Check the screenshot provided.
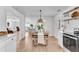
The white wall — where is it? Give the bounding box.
[25,16,55,36]
[6,7,25,39]
[0,7,6,31]
[0,7,25,39]
[53,14,60,38]
[53,13,64,39]
[64,19,79,33]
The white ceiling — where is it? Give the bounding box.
[13,6,70,16]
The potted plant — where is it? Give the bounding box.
[30,24,33,30]
[37,23,44,32]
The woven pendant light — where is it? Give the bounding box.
[38,10,44,23]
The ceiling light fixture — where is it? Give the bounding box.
[37,10,44,23]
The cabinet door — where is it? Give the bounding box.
[11,36,16,52]
[0,36,7,52]
[58,32,63,48]
[0,44,5,52]
[6,36,16,52]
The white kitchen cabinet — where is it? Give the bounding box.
[0,34,16,52]
[57,31,63,48]
[0,42,5,52]
[0,36,7,52]
[6,35,16,52]
[54,13,64,48]
[0,47,5,52]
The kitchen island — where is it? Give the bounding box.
[0,32,17,52]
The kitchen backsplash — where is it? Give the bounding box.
[0,27,6,31]
[64,19,79,33]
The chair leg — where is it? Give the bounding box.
[32,40,34,46]
[32,39,38,47]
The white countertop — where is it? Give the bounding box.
[0,33,16,47]
[7,33,16,38]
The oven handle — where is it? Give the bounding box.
[64,34,77,40]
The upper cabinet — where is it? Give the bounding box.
[63,7,79,21]
[71,10,79,18]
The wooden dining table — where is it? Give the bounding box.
[31,31,49,46]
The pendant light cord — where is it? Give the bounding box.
[40,10,42,19]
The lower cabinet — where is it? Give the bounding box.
[57,31,63,48]
[0,35,16,52]
[5,36,16,52]
[0,43,5,52]
[0,36,7,52]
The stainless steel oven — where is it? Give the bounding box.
[63,33,79,52]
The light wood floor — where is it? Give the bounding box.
[17,32,64,52]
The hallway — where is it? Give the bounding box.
[17,32,64,52]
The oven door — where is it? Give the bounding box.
[63,34,77,52]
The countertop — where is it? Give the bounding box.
[0,32,17,46]
[0,32,17,38]
[0,31,8,36]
